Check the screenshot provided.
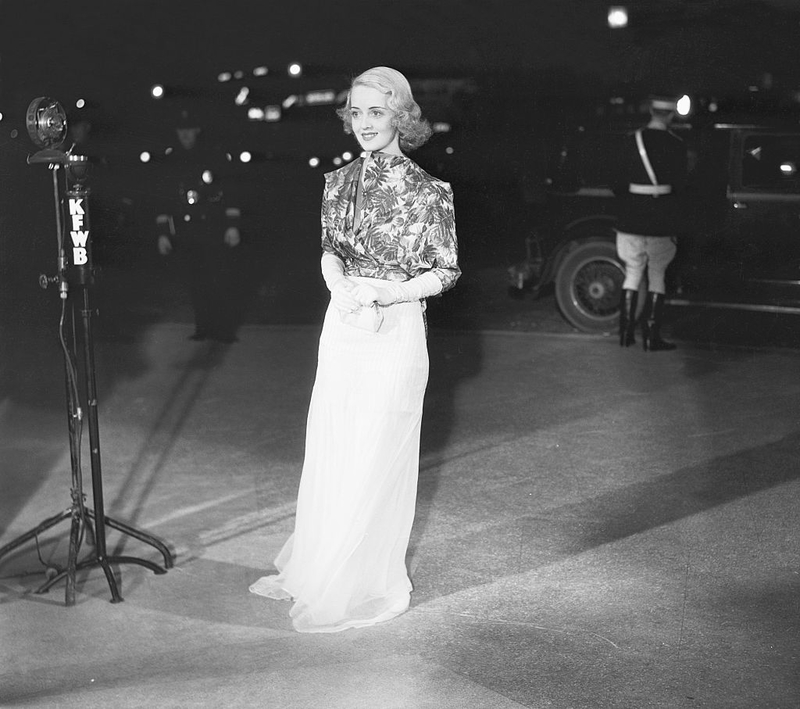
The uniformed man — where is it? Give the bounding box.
[614,96,689,352]
[155,110,242,342]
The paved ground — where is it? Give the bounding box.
[1,261,799,708]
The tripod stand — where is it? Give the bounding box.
[0,143,173,605]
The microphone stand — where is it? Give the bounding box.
[0,152,173,605]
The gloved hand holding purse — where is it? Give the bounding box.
[350,271,443,307]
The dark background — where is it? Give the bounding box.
[2,0,800,338]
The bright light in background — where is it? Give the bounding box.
[0,112,4,122]
[288,62,303,78]
[306,90,336,105]
[235,87,250,106]
[253,66,269,76]
[239,152,252,163]
[150,84,165,99]
[140,151,151,163]
[676,94,692,116]
[780,161,797,176]
[608,6,628,28]
[75,98,86,109]
[234,70,245,80]
[333,157,342,166]
[246,106,282,122]
[342,151,353,161]
[218,72,232,83]
[308,156,320,168]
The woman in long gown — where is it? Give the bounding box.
[249,66,460,633]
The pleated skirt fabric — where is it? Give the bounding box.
[249,277,430,633]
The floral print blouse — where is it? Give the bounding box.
[321,152,461,292]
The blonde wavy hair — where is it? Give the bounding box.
[336,66,432,152]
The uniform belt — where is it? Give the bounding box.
[629,183,672,196]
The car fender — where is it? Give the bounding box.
[543,215,618,286]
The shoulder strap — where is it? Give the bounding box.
[635,129,659,186]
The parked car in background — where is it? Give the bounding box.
[510,108,800,333]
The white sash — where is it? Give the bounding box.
[635,129,659,186]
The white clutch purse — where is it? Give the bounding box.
[340,303,384,332]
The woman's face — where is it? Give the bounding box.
[349,85,401,155]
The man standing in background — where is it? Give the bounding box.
[155,110,242,343]
[615,96,689,352]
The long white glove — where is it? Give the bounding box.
[321,253,360,314]
[320,252,346,290]
[352,271,443,307]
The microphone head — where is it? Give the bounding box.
[26,97,68,150]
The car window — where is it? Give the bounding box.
[741,134,800,192]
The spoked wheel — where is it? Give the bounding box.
[554,240,625,333]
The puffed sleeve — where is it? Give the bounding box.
[420,181,460,292]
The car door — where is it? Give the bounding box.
[725,129,800,301]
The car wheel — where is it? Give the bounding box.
[554,240,625,333]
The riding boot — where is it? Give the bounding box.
[619,289,638,347]
[642,292,676,352]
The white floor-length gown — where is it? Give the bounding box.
[249,280,429,632]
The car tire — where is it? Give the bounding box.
[554,240,625,333]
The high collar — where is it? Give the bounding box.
[361,150,409,164]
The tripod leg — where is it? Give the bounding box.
[107,555,168,575]
[65,500,82,606]
[36,555,123,602]
[0,510,72,561]
[103,515,174,569]
[96,558,124,603]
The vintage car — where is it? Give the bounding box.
[511,111,800,333]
